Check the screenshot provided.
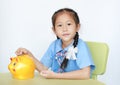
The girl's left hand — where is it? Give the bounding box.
[40,70,57,78]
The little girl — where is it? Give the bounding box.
[15,8,95,79]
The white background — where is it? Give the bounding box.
[0,0,120,85]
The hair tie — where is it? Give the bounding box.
[66,46,78,60]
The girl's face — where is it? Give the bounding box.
[53,13,80,44]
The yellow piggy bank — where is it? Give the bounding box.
[8,55,36,79]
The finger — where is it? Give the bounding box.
[15,48,22,55]
[40,71,48,77]
[15,48,27,55]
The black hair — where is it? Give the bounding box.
[52,8,80,28]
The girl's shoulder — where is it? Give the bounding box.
[48,39,61,49]
[77,38,87,47]
[78,38,85,44]
[48,39,62,54]
[50,39,61,46]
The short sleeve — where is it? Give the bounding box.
[40,42,55,68]
[76,40,95,71]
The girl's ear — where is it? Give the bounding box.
[52,27,56,34]
[77,24,80,31]
[10,57,13,61]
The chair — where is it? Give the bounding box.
[86,41,109,80]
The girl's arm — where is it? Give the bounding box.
[29,54,48,72]
[40,66,90,79]
[15,48,48,72]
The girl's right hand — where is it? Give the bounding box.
[15,48,33,57]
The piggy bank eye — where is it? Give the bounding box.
[13,62,16,66]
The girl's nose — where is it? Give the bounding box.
[62,25,68,31]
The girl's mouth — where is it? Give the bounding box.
[62,33,70,37]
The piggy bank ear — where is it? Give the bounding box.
[16,57,19,62]
[10,57,13,61]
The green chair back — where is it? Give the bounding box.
[86,41,109,79]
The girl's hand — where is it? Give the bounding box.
[40,70,57,79]
[15,48,33,57]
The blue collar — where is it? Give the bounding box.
[55,39,74,53]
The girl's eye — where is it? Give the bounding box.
[57,24,62,27]
[67,23,71,26]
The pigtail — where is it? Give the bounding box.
[60,58,68,69]
[57,36,59,39]
[73,32,79,48]
[60,32,79,70]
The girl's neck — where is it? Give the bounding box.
[62,40,73,49]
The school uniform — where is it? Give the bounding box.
[40,39,95,76]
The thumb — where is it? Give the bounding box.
[40,71,48,76]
